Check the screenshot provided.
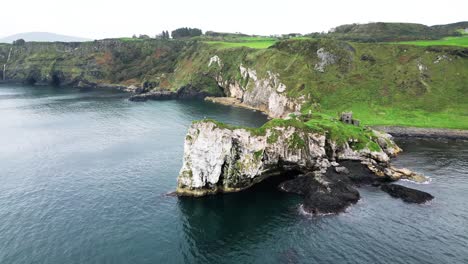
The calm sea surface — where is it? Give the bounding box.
[0,85,467,263]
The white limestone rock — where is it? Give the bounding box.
[314,48,337,72]
[176,121,413,196]
[208,55,222,67]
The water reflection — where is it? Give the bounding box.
[177,176,302,263]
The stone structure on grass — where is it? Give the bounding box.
[340,112,360,126]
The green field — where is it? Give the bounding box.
[322,106,468,130]
[204,40,276,49]
[204,37,277,49]
[395,36,468,47]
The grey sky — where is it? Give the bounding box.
[3,0,467,39]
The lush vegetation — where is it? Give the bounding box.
[171,27,203,39]
[202,36,278,49]
[197,114,383,152]
[1,24,467,130]
[394,36,468,48]
[193,38,468,129]
[304,114,382,151]
[204,40,276,49]
[325,22,468,42]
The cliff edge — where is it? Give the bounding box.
[176,117,432,214]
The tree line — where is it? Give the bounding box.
[131,27,203,40]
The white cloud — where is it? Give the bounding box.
[2,0,467,39]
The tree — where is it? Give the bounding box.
[156,31,170,39]
[171,27,202,39]
[13,39,26,45]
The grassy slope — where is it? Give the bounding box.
[1,37,467,130]
[204,36,277,49]
[394,36,468,48]
[183,39,468,129]
[204,40,276,49]
[198,113,383,152]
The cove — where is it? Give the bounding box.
[0,85,467,264]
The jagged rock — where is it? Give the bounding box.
[384,166,428,183]
[175,119,432,215]
[279,161,433,214]
[381,184,434,203]
[314,48,337,72]
[334,166,350,174]
[176,120,417,197]
[303,178,359,215]
[279,171,360,215]
[74,79,96,89]
[208,55,222,67]
[129,91,177,101]
[177,121,329,196]
[216,65,302,118]
[278,174,313,195]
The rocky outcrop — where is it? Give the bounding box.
[214,65,304,118]
[372,126,468,140]
[176,120,426,202]
[381,184,434,203]
[128,84,219,102]
[177,120,330,196]
[279,171,360,215]
[129,91,177,101]
[314,48,337,72]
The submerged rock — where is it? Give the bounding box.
[279,171,360,215]
[129,91,177,101]
[381,184,434,203]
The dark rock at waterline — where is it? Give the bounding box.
[74,79,97,89]
[128,85,218,102]
[303,185,360,215]
[278,174,311,195]
[340,161,392,186]
[381,184,434,203]
[278,162,426,215]
[176,85,215,99]
[334,166,349,174]
[129,91,177,101]
[279,171,360,215]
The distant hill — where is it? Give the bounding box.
[0,32,92,43]
[323,22,468,42]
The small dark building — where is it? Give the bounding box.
[352,119,360,126]
[340,112,360,126]
[340,112,353,124]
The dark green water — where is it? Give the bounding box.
[0,85,467,264]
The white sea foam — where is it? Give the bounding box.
[400,176,432,185]
[297,204,336,217]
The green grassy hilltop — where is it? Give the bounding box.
[395,36,468,47]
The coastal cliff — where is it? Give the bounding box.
[176,117,431,213]
[1,38,467,128]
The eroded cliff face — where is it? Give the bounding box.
[176,119,422,197]
[213,62,305,118]
[0,40,187,89]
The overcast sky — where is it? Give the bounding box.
[2,0,467,39]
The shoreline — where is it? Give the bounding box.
[204,97,468,140]
[372,126,468,140]
[2,85,466,140]
[204,96,267,115]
